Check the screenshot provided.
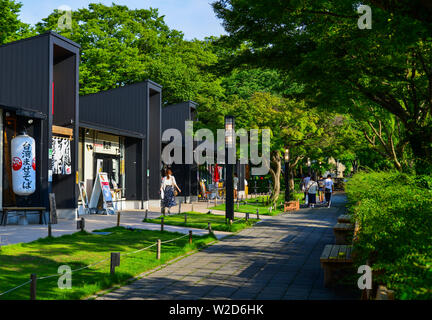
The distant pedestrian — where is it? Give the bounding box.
[318,175,325,203]
[233,173,239,200]
[302,174,311,204]
[324,174,334,208]
[160,169,181,214]
[306,178,318,208]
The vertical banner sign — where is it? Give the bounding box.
[11,134,36,196]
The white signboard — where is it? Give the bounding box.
[89,172,116,215]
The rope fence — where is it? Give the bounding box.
[0,232,193,299]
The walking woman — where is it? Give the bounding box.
[160,169,181,214]
[324,174,334,208]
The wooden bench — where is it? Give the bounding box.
[333,222,355,245]
[320,244,353,287]
[337,214,351,223]
[1,207,46,226]
[284,200,300,212]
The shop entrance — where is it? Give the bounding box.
[94,153,121,191]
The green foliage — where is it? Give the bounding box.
[212,0,432,172]
[35,3,224,126]
[0,0,33,44]
[346,172,432,299]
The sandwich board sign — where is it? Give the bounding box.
[89,172,116,215]
[78,181,90,217]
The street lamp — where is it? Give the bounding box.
[284,148,290,202]
[225,116,235,221]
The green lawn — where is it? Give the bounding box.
[146,211,260,232]
[212,193,304,216]
[0,227,216,300]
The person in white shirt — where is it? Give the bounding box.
[306,179,318,208]
[302,174,311,203]
[324,174,334,208]
[160,169,181,214]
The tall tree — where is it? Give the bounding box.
[220,92,338,205]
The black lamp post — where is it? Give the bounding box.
[284,148,290,202]
[225,116,235,221]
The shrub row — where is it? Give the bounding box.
[346,172,432,299]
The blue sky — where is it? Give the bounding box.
[17,0,227,40]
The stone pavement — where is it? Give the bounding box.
[98,193,359,300]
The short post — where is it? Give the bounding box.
[208,222,212,234]
[237,202,240,210]
[189,230,193,244]
[117,211,121,227]
[191,204,194,212]
[256,209,260,219]
[77,217,85,232]
[110,252,121,276]
[184,214,187,224]
[156,239,161,260]
[178,201,182,214]
[48,223,52,238]
[30,274,37,300]
[269,206,272,214]
[161,217,164,232]
[246,212,249,221]
[144,209,148,221]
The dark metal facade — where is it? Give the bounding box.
[0,31,80,210]
[80,80,162,201]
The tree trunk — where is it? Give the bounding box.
[269,151,281,206]
[407,130,432,174]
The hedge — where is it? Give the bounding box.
[346,172,432,299]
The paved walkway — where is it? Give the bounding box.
[0,210,230,246]
[98,193,358,300]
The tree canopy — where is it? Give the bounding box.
[0,0,32,44]
[212,0,432,173]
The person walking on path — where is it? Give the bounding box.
[324,174,334,208]
[160,168,181,215]
[318,175,325,203]
[233,173,239,200]
[301,174,311,204]
[306,178,318,208]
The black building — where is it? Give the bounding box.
[0,31,80,219]
[79,81,162,210]
[162,101,199,202]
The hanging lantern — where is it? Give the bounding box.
[11,133,36,196]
